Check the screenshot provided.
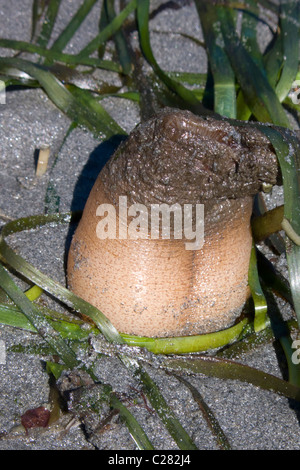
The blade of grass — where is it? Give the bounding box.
[0,39,121,72]
[161,354,300,402]
[174,374,231,450]
[218,6,290,126]
[256,248,293,306]
[121,318,249,355]
[251,205,285,244]
[36,0,61,48]
[103,0,133,75]
[137,0,205,112]
[110,393,155,450]
[98,0,110,59]
[236,0,264,120]
[0,241,124,344]
[256,126,300,328]
[0,263,78,368]
[195,1,236,118]
[275,1,300,102]
[266,287,300,387]
[50,0,98,53]
[240,0,265,69]
[166,71,207,87]
[248,243,269,332]
[263,31,284,90]
[66,82,126,137]
[0,57,126,139]
[76,0,137,59]
[0,301,99,340]
[31,0,42,43]
[253,193,286,254]
[122,356,199,450]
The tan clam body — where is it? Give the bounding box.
[67,108,278,338]
[68,179,253,337]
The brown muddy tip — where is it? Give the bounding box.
[67,108,278,338]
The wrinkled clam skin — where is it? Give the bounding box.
[68,108,278,337]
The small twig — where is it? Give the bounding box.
[0,211,14,222]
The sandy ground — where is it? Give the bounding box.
[0,0,300,450]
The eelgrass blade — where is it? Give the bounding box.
[174,374,231,450]
[110,393,155,450]
[256,248,293,306]
[248,243,269,332]
[218,6,290,127]
[0,241,124,344]
[194,1,236,118]
[35,0,61,48]
[275,1,300,103]
[0,39,121,72]
[266,288,300,387]
[66,83,126,137]
[103,0,133,75]
[121,318,249,355]
[256,126,300,328]
[263,31,283,90]
[253,193,286,255]
[263,1,299,102]
[251,205,285,244]
[122,357,199,450]
[0,301,99,340]
[162,354,300,402]
[98,0,110,59]
[137,0,204,112]
[0,263,78,368]
[240,0,265,70]
[50,0,98,53]
[77,0,137,59]
[31,0,42,43]
[236,0,264,120]
[0,57,126,139]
